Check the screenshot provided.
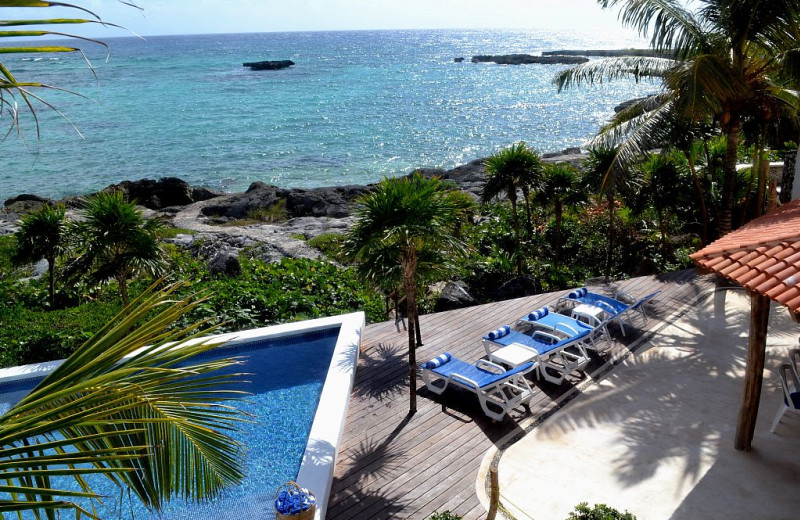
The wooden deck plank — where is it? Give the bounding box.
[327,270,716,519]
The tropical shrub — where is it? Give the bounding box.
[427,511,462,520]
[567,502,637,520]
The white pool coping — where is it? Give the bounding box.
[0,312,365,520]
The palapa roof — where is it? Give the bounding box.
[690,199,800,314]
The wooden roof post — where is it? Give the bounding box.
[734,292,770,451]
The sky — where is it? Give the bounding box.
[5,0,642,38]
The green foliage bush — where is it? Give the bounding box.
[567,502,637,520]
[427,511,462,520]
[179,256,384,332]
[0,301,121,366]
[307,232,346,261]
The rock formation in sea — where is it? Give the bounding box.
[242,60,295,70]
[471,54,589,65]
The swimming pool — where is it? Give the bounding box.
[0,312,364,520]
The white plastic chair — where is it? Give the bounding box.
[770,362,800,433]
[790,348,800,383]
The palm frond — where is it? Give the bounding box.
[555,56,674,91]
[599,0,706,55]
[0,283,247,518]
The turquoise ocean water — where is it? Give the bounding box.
[0,29,654,202]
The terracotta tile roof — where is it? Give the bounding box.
[690,199,800,313]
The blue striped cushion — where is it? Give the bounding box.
[567,287,588,299]
[486,325,511,340]
[423,352,452,369]
[527,306,549,321]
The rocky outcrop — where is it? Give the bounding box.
[208,252,242,277]
[434,281,477,312]
[471,54,589,65]
[489,276,541,301]
[103,177,223,210]
[414,158,487,199]
[542,49,674,58]
[454,57,465,63]
[243,60,294,70]
[200,182,370,221]
[2,194,54,214]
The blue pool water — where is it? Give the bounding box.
[0,326,341,520]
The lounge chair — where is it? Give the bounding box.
[770,362,800,433]
[557,287,661,336]
[517,305,610,352]
[420,352,535,421]
[482,322,590,385]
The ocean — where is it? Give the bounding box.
[0,29,654,202]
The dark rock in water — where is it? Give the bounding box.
[489,276,541,301]
[3,194,54,214]
[435,281,477,312]
[201,184,370,220]
[243,60,294,70]
[471,54,589,65]
[542,49,674,59]
[192,186,224,202]
[208,252,242,277]
[286,185,371,218]
[413,158,487,199]
[454,57,465,62]
[202,184,288,220]
[106,177,194,209]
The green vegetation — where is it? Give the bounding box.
[482,142,543,274]
[12,204,69,306]
[66,192,166,307]
[0,244,383,368]
[556,0,800,236]
[307,232,347,261]
[427,511,462,520]
[567,502,637,520]
[343,173,473,413]
[0,285,247,518]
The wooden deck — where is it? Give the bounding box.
[327,270,716,520]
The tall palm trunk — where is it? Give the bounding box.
[754,131,769,218]
[554,199,563,270]
[508,190,523,275]
[718,116,741,236]
[605,192,615,281]
[684,150,708,246]
[403,251,418,414]
[521,185,533,238]
[117,274,130,309]
[47,255,55,307]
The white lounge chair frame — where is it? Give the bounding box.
[770,362,800,433]
[483,328,590,385]
[421,358,534,421]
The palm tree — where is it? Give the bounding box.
[534,163,585,269]
[0,2,133,137]
[67,192,166,308]
[583,146,637,280]
[343,173,470,413]
[556,0,800,235]
[638,153,684,248]
[482,142,543,274]
[0,284,246,518]
[12,204,69,306]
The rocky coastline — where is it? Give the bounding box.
[0,148,588,276]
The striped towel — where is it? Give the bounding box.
[487,325,511,340]
[527,306,549,321]
[423,352,452,369]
